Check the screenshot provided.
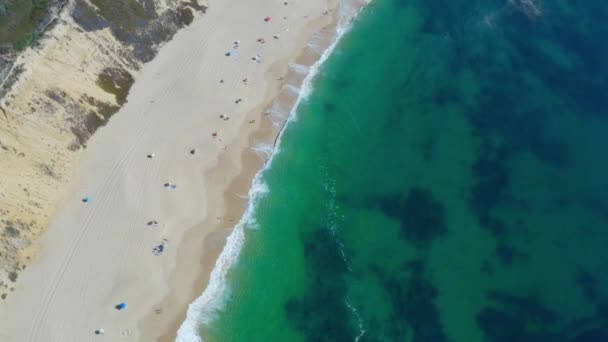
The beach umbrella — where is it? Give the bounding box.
[82,196,90,203]
[225,51,232,56]
[115,302,126,310]
[264,17,271,22]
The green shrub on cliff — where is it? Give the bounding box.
[89,0,151,34]
[96,67,134,106]
[0,0,51,50]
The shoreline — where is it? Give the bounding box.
[0,0,340,340]
[175,0,369,340]
[140,4,344,340]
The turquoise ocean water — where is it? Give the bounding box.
[183,0,608,340]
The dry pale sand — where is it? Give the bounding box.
[0,0,337,340]
[0,0,200,288]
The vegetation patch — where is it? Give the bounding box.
[0,0,53,51]
[95,101,120,119]
[177,8,194,26]
[38,163,59,179]
[185,0,207,12]
[376,187,448,248]
[3,225,20,237]
[70,0,105,31]
[96,67,134,106]
[89,0,151,34]
[70,94,121,148]
[70,112,100,148]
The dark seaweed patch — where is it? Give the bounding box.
[377,187,447,247]
[576,269,599,302]
[480,259,494,276]
[494,240,527,265]
[502,4,608,119]
[416,0,470,38]
[485,218,508,237]
[510,109,569,167]
[431,85,463,108]
[330,77,351,92]
[567,310,608,342]
[465,50,570,167]
[472,95,569,166]
[479,291,608,341]
[494,241,515,265]
[284,228,356,341]
[572,329,608,342]
[477,291,559,341]
[370,260,447,341]
[398,260,447,342]
[582,195,608,221]
[470,143,510,234]
[421,135,436,162]
[323,102,336,113]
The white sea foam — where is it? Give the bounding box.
[346,299,367,341]
[288,62,310,75]
[175,1,371,341]
[307,39,328,56]
[283,83,302,96]
[252,142,274,159]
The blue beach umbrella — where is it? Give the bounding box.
[115,302,126,310]
[82,196,90,203]
[225,51,232,56]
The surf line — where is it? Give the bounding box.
[175,1,373,341]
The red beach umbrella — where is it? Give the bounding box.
[264,17,271,22]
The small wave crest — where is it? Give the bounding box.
[252,142,275,159]
[288,62,311,76]
[175,176,268,342]
[175,1,371,341]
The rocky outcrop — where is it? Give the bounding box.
[0,0,206,298]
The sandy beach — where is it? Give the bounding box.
[0,0,339,340]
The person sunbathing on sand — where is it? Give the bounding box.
[152,239,168,255]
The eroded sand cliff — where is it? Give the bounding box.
[0,0,206,298]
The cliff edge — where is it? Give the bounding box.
[0,0,206,299]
